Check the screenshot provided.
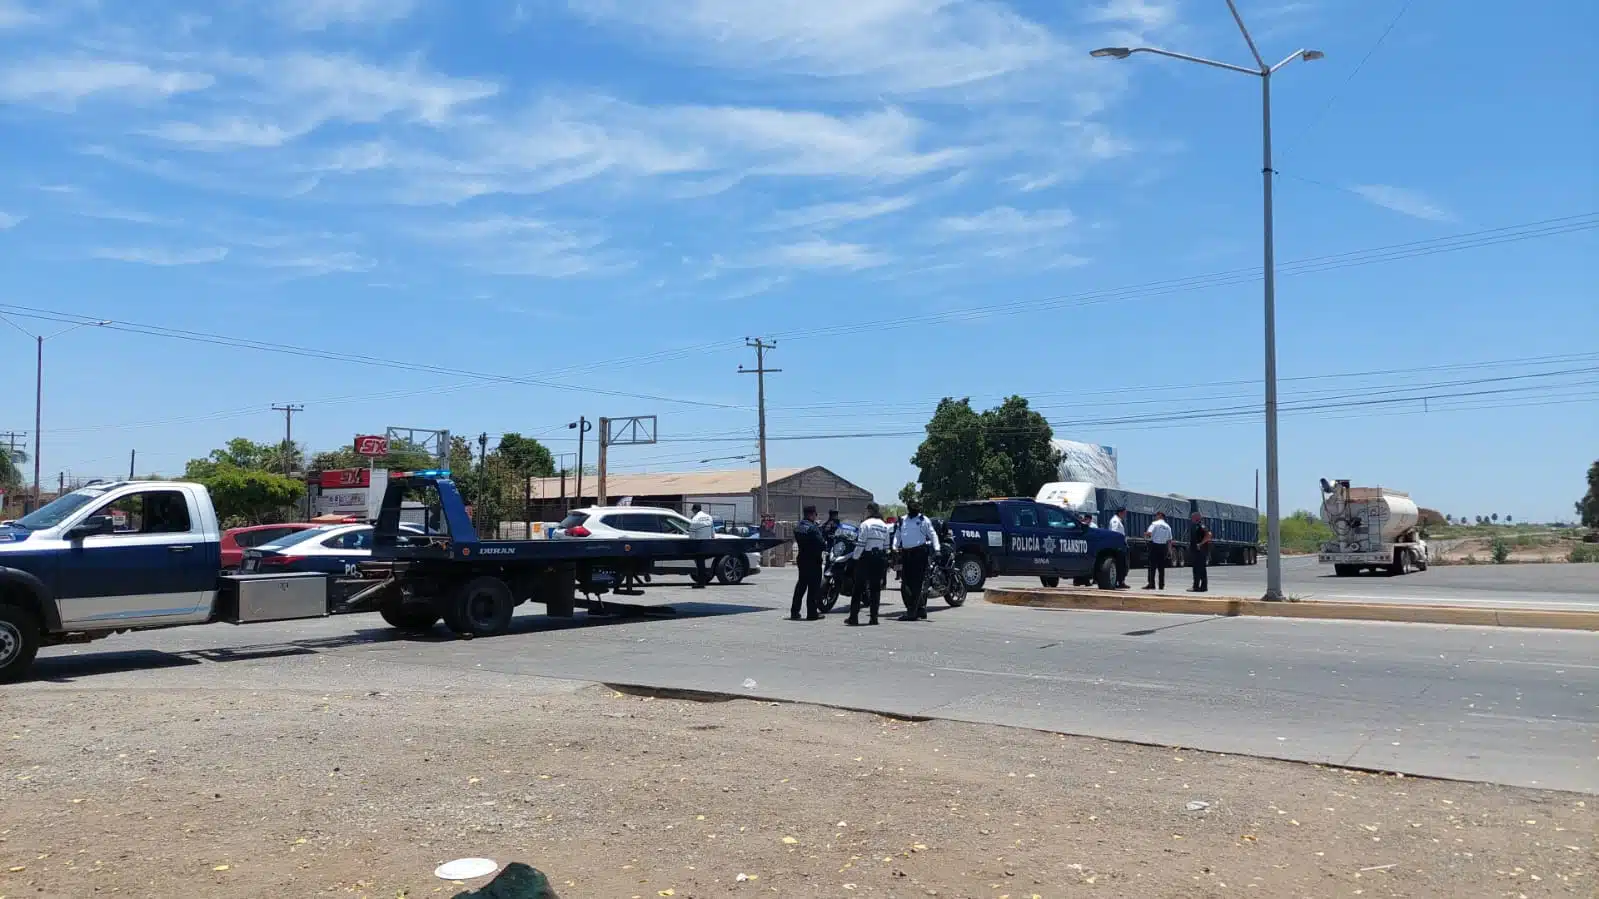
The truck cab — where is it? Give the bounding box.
[0,481,224,678]
[945,498,1127,590]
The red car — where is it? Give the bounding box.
[221,523,324,570]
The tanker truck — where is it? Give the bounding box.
[1316,479,1429,576]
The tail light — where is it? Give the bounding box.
[566,525,592,538]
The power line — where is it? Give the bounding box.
[1283,0,1418,160]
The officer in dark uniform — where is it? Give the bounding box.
[821,509,842,540]
[1188,510,1212,593]
[791,505,827,620]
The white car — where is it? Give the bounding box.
[550,506,761,584]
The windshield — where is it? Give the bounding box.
[259,527,333,551]
[13,488,109,530]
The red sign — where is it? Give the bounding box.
[319,468,372,488]
[353,435,389,456]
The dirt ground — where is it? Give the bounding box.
[1,684,1592,898]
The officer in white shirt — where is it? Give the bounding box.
[849,503,891,626]
[689,504,716,589]
[1144,511,1173,590]
[892,500,940,621]
[1108,508,1130,589]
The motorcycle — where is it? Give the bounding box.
[818,523,859,614]
[923,539,968,607]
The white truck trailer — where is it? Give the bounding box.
[1317,478,1429,576]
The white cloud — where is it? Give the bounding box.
[91,246,229,265]
[0,211,23,229]
[0,1,43,29]
[147,53,498,149]
[417,215,612,278]
[145,118,300,149]
[570,0,1062,95]
[766,195,916,230]
[1004,172,1062,192]
[0,59,213,107]
[1086,0,1177,31]
[939,205,1074,234]
[758,238,890,270]
[1351,184,1453,222]
[259,251,376,275]
[277,0,418,30]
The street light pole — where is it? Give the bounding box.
[1090,5,1321,602]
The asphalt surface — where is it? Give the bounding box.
[26,567,1599,794]
[996,552,1599,610]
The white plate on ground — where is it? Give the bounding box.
[434,858,499,880]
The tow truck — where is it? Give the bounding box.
[0,470,781,682]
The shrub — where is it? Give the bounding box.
[1490,537,1511,564]
[1570,544,1599,564]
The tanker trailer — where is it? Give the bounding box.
[1317,478,1430,576]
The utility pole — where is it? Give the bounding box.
[568,417,591,506]
[129,449,136,480]
[477,432,489,532]
[597,417,610,506]
[271,404,304,476]
[739,338,780,520]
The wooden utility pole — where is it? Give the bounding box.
[739,338,780,520]
[128,449,136,480]
[271,404,304,475]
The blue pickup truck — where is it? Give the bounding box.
[945,498,1128,590]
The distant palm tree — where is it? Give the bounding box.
[0,448,25,492]
[1492,513,1500,523]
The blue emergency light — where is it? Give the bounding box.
[393,469,451,478]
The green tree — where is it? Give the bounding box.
[898,481,922,507]
[308,439,435,473]
[979,395,1059,498]
[494,433,556,479]
[1578,460,1599,528]
[186,437,302,479]
[909,398,988,515]
[0,447,25,493]
[188,465,306,526]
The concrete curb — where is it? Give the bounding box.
[984,587,1599,631]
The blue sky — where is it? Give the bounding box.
[0,0,1594,521]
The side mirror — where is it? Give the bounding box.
[68,515,115,540]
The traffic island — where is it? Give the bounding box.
[983,586,1599,631]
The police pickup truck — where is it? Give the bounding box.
[946,498,1127,590]
[0,473,779,683]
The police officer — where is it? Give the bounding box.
[791,505,827,620]
[848,502,891,626]
[1187,510,1212,593]
[1108,507,1130,589]
[688,503,716,589]
[822,509,842,540]
[893,500,940,621]
[1144,511,1173,590]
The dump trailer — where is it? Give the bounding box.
[1035,482,1258,568]
[1316,478,1429,576]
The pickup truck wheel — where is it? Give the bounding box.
[715,554,748,585]
[0,604,41,684]
[1039,576,1060,588]
[447,576,515,638]
[957,555,987,591]
[1072,577,1092,587]
[379,600,441,633]
[1094,555,1117,590]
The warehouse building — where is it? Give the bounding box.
[525,466,874,526]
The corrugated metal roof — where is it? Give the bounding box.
[526,467,807,499]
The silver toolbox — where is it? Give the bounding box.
[219,573,329,624]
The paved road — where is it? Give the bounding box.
[27,568,1599,794]
[992,553,1599,610]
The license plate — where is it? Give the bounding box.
[243,559,258,571]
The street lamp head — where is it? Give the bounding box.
[1301,49,1325,61]
[1090,47,1132,59]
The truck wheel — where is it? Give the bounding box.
[957,555,987,591]
[1389,550,1410,577]
[1072,577,1091,587]
[379,600,441,633]
[1334,564,1357,577]
[1039,576,1060,588]
[1094,555,1117,590]
[715,554,748,585]
[446,577,515,638]
[0,604,41,684]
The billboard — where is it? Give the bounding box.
[353,435,389,456]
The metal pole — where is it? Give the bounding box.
[740,339,780,520]
[1261,72,1285,602]
[597,417,609,506]
[129,449,135,480]
[575,417,586,506]
[32,336,42,502]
